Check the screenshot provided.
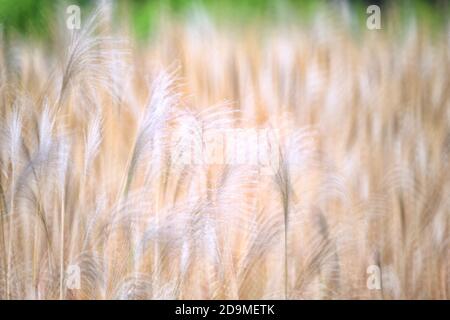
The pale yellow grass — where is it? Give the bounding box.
[0,6,448,299]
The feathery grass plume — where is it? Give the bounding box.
[83,111,103,177]
[56,4,127,110]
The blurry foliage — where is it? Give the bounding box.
[0,0,448,40]
[0,0,91,38]
[0,0,51,37]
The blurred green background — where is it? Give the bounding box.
[0,0,448,40]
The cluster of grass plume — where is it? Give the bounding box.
[0,1,448,299]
